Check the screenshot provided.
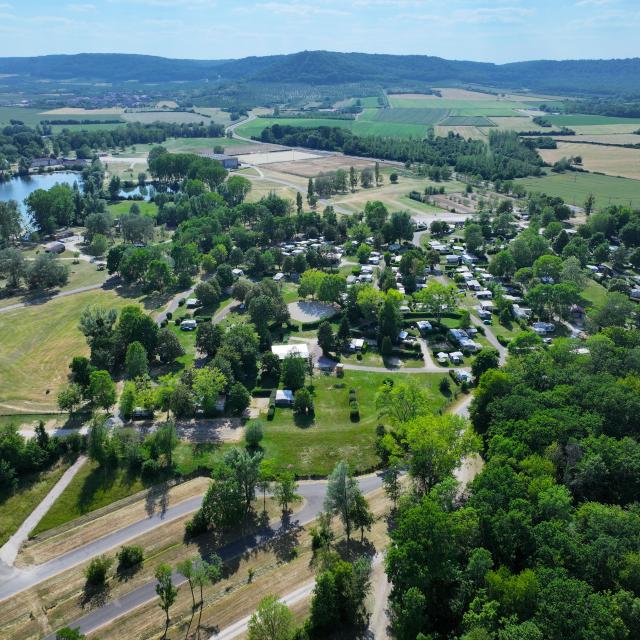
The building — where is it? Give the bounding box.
[44,241,65,254]
[199,152,240,169]
[271,344,310,361]
[180,319,197,331]
[186,298,199,309]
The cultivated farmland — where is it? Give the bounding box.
[516,171,640,208]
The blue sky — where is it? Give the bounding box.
[0,0,637,62]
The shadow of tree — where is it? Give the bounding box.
[79,581,111,610]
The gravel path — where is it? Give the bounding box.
[0,456,88,567]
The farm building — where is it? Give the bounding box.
[199,152,240,169]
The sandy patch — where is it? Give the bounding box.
[288,300,337,323]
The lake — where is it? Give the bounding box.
[0,172,82,218]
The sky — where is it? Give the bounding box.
[0,0,638,63]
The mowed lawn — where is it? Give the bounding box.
[262,370,450,477]
[0,460,73,545]
[515,172,640,208]
[0,289,134,414]
[32,460,146,535]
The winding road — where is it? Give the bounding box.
[0,395,481,639]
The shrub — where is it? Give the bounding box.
[166,311,173,320]
[117,545,144,571]
[267,405,276,420]
[245,420,264,447]
[174,318,181,326]
[141,458,160,479]
[85,555,113,586]
[439,377,451,394]
[178,298,186,307]
[350,400,360,422]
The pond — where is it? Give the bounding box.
[0,172,82,219]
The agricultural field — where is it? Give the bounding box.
[440,115,494,126]
[433,125,488,141]
[388,94,525,116]
[192,106,235,125]
[515,171,640,208]
[0,289,141,414]
[554,133,640,145]
[547,114,640,127]
[121,110,214,125]
[236,116,355,139]
[571,123,640,135]
[538,142,640,180]
[49,122,124,134]
[372,107,450,125]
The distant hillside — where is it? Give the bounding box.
[1,51,640,95]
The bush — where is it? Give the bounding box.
[245,420,264,447]
[85,555,113,586]
[141,458,160,479]
[267,405,276,421]
[174,318,181,326]
[252,388,275,397]
[178,298,186,307]
[166,311,172,320]
[228,382,251,415]
[439,377,451,394]
[350,400,360,422]
[117,545,144,571]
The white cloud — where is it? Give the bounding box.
[256,2,350,17]
[575,0,615,6]
[67,3,97,11]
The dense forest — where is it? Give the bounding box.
[387,331,640,640]
[2,51,640,95]
[259,125,543,180]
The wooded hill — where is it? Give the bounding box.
[2,51,640,95]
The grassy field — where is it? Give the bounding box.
[32,461,146,535]
[441,115,494,126]
[0,289,139,414]
[548,114,640,127]
[0,259,108,310]
[107,200,158,218]
[538,142,640,180]
[262,369,449,477]
[580,279,608,308]
[0,107,48,126]
[515,171,640,208]
[373,107,450,125]
[0,461,73,545]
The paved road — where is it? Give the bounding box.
[7,475,381,638]
[0,283,104,314]
[0,456,88,567]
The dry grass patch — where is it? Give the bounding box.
[539,142,640,180]
[19,477,211,565]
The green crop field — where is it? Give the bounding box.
[238,115,428,139]
[441,115,495,126]
[388,96,523,115]
[373,107,450,125]
[548,114,640,127]
[50,122,125,134]
[356,96,384,108]
[121,111,213,125]
[516,171,640,208]
[0,107,48,126]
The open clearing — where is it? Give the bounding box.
[267,155,381,178]
[41,107,125,116]
[538,142,640,180]
[237,150,321,165]
[264,370,449,476]
[0,289,139,414]
[516,171,640,208]
[287,301,336,323]
[121,110,213,125]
